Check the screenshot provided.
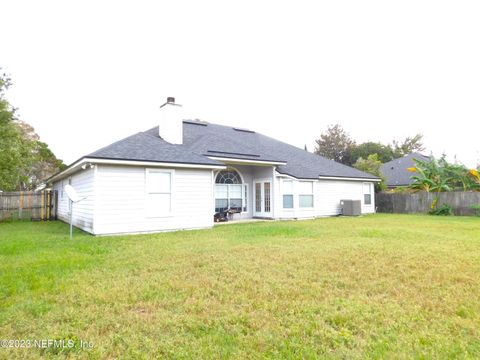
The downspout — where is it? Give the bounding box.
[92,164,98,235]
[271,166,276,219]
[211,170,215,225]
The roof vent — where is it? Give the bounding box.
[167,97,175,104]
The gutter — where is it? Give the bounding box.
[47,157,227,183]
[275,170,380,182]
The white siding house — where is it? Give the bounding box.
[49,97,380,235]
[52,162,377,236]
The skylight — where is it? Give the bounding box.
[232,127,255,133]
[207,150,260,158]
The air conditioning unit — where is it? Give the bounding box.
[340,200,361,216]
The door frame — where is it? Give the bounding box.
[253,178,272,217]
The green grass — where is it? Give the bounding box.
[1,214,480,359]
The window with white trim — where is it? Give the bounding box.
[282,180,294,209]
[215,169,247,212]
[363,182,372,205]
[299,181,314,208]
[146,169,173,217]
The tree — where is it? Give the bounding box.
[314,124,355,165]
[0,69,65,191]
[15,120,66,189]
[353,154,386,192]
[0,70,26,191]
[349,142,394,165]
[392,134,425,158]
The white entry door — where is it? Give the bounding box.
[254,181,271,217]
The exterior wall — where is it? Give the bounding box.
[93,165,214,235]
[274,176,376,219]
[214,165,275,220]
[215,166,375,220]
[52,162,376,236]
[314,179,375,216]
[52,167,95,233]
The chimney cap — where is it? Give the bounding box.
[160,96,181,108]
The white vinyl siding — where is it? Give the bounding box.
[94,165,213,235]
[53,168,95,233]
[314,180,376,216]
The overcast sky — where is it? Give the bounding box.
[1,1,479,167]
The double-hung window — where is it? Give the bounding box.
[282,180,294,209]
[363,182,372,205]
[146,169,173,217]
[299,181,314,208]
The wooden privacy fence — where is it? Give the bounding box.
[377,191,480,216]
[0,190,57,221]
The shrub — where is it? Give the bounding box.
[429,203,453,216]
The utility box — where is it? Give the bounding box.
[340,200,361,216]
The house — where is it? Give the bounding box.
[49,98,380,235]
[380,152,430,188]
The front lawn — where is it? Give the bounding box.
[1,215,480,359]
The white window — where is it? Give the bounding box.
[299,181,314,208]
[363,182,372,205]
[214,169,247,212]
[282,180,294,209]
[146,169,173,217]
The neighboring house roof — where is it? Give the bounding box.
[380,152,430,187]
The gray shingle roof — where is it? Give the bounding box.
[87,121,379,180]
[380,152,430,187]
[179,121,378,180]
[87,131,222,166]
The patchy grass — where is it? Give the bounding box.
[1,214,480,359]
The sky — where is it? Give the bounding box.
[1,1,479,167]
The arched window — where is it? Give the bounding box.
[216,170,242,184]
[214,169,247,213]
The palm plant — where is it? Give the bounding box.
[408,157,453,210]
[409,157,480,211]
